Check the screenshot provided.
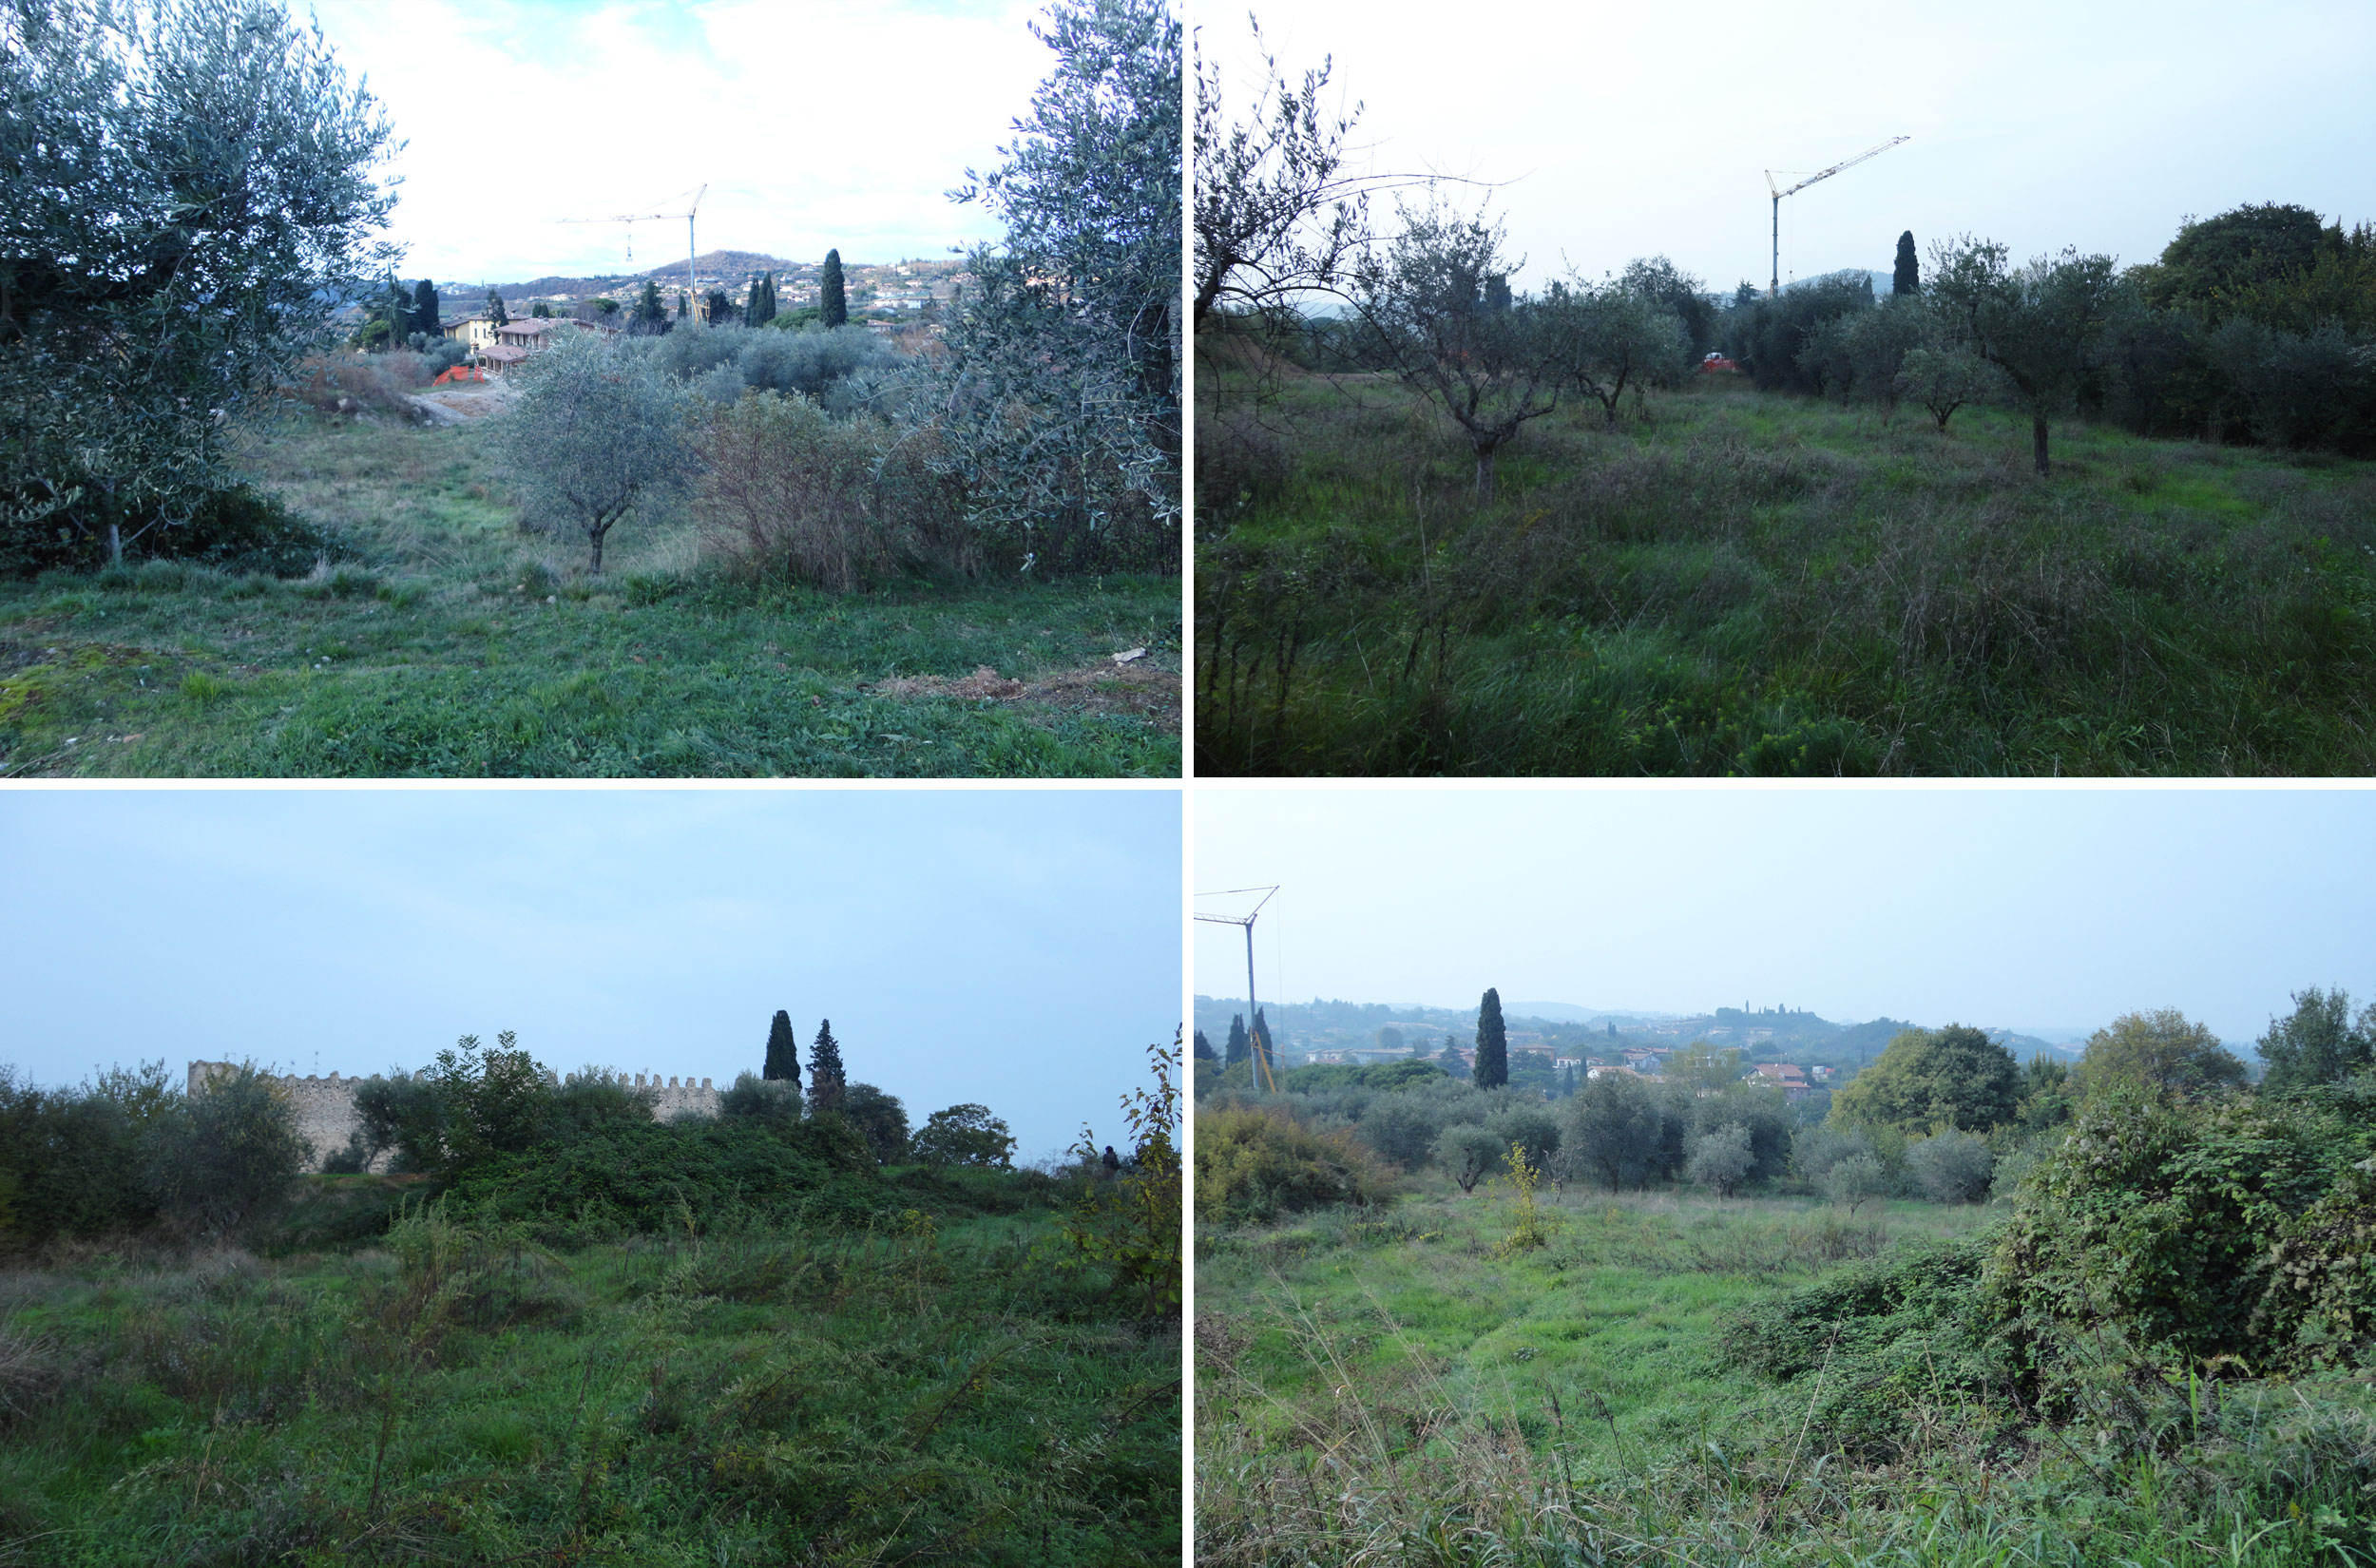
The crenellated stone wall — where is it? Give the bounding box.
[188,1061,724,1173]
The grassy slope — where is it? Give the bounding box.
[0,415,1180,777]
[1197,1180,2373,1565]
[0,1195,1178,1565]
[1197,371,2376,775]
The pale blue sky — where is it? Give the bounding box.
[1195,788,2376,1052]
[1205,1,2376,296]
[1,789,1181,1158]
[303,0,1055,282]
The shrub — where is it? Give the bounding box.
[1904,1128,1994,1202]
[141,1063,311,1240]
[1196,1106,1389,1224]
[693,393,916,590]
[1353,1095,1446,1170]
[0,480,328,579]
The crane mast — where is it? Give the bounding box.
[1765,137,1907,296]
[1195,886,1281,1093]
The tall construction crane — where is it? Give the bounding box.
[1766,137,1907,296]
[559,184,708,314]
[1196,885,1281,1093]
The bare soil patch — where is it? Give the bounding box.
[870,660,1180,733]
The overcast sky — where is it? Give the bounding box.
[1194,788,2376,1050]
[1199,1,2376,296]
[1,789,1180,1160]
[304,0,1054,284]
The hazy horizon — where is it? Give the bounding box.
[1195,789,2376,1056]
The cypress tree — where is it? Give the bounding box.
[1893,231,1921,296]
[486,291,508,327]
[820,249,847,328]
[1225,1015,1249,1067]
[762,1009,801,1084]
[704,288,734,326]
[1192,1029,1217,1061]
[745,273,763,324]
[412,278,440,337]
[1252,1008,1274,1080]
[808,1019,846,1114]
[1474,988,1508,1088]
[531,301,551,318]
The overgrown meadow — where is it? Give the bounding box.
[1196,1176,2376,1567]
[0,409,1179,778]
[0,1185,1178,1566]
[1196,363,2376,776]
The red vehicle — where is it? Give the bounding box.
[1698,351,1737,373]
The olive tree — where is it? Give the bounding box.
[141,1063,310,1238]
[1354,201,1559,499]
[1686,1122,1754,1198]
[499,332,697,574]
[1,0,399,565]
[1894,343,2002,431]
[1927,238,2119,474]
[1543,278,1686,428]
[926,0,1179,571]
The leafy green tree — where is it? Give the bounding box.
[840,1082,909,1163]
[807,1019,847,1115]
[1563,1069,1666,1191]
[819,249,847,329]
[1434,1121,1504,1194]
[1438,1034,1466,1080]
[762,1009,801,1085]
[1892,230,1920,296]
[1357,1096,1446,1169]
[1473,987,1508,1089]
[497,328,697,573]
[487,290,508,327]
[1485,1104,1560,1171]
[1666,1040,1744,1097]
[2143,202,2327,316]
[419,1031,551,1177]
[140,1062,309,1238]
[2257,986,2376,1093]
[0,0,401,564]
[1059,1033,1181,1316]
[1927,237,2119,474]
[913,1102,1015,1168]
[2076,1008,2247,1097]
[412,278,440,337]
[1830,1023,2021,1135]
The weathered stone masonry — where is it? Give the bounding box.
[187,1062,724,1174]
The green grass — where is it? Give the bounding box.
[0,1185,1178,1564]
[1196,371,2376,774]
[1196,1178,2376,1565]
[0,414,1180,776]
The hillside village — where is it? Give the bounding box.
[360,252,968,377]
[1192,993,2074,1101]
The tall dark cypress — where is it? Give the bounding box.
[486,290,508,327]
[1474,988,1508,1088]
[1893,231,1921,296]
[763,1009,801,1084]
[820,249,847,328]
[412,278,440,337]
[1192,1029,1217,1061]
[1225,1015,1249,1067]
[1252,1008,1274,1080]
[808,1019,846,1114]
